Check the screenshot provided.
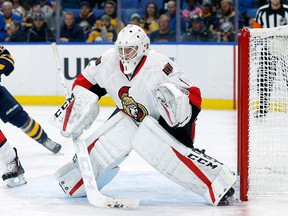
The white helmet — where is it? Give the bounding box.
[115,24,150,74]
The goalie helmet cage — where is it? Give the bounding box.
[238,26,288,201]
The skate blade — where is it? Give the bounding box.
[218,196,240,206]
[51,144,62,154]
[4,174,27,188]
[43,143,62,154]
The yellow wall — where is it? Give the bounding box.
[15,96,236,110]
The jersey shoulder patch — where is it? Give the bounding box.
[162,62,173,75]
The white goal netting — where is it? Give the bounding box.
[248,25,288,196]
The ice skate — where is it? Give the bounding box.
[2,148,27,188]
[42,138,62,154]
[218,187,239,206]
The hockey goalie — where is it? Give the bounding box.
[52,24,238,206]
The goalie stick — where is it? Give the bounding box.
[51,42,140,208]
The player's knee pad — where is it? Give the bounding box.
[131,116,236,206]
[0,86,27,126]
[55,111,138,197]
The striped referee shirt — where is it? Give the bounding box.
[255,3,288,28]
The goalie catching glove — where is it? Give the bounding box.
[50,85,99,138]
[156,83,192,128]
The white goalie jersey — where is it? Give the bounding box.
[74,48,201,124]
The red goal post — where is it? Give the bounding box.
[238,28,250,201]
[238,26,288,201]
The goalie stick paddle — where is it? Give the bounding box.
[50,42,140,209]
[73,137,140,208]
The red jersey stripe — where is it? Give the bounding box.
[72,73,93,90]
[188,86,202,109]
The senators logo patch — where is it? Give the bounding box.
[118,86,148,122]
[162,63,173,75]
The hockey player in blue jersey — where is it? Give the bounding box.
[0,45,61,187]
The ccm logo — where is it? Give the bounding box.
[187,153,223,169]
[54,93,75,118]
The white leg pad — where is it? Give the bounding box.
[55,112,138,197]
[131,116,236,206]
[85,112,137,177]
[55,158,120,197]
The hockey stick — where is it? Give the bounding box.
[51,42,70,99]
[51,42,140,208]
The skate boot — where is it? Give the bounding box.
[218,187,239,206]
[2,148,27,188]
[42,138,62,154]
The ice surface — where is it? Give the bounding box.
[0,106,287,216]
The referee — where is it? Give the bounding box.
[252,0,288,118]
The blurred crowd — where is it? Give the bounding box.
[0,0,272,43]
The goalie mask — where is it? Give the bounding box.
[115,24,150,74]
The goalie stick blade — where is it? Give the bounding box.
[90,195,140,209]
[73,137,140,209]
[104,197,140,209]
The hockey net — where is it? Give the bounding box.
[238,26,288,201]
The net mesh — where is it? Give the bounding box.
[248,25,288,195]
